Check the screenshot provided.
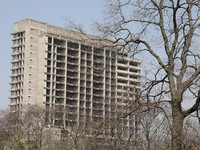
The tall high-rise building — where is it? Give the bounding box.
[10,19,140,137]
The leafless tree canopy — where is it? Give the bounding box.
[93,0,200,149]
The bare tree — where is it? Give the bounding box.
[91,0,200,149]
[0,109,12,150]
[0,106,62,150]
[182,116,200,150]
[0,109,23,150]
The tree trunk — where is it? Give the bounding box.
[171,105,184,150]
[146,130,151,150]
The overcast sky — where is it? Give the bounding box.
[0,0,104,109]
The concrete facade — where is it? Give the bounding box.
[10,19,141,137]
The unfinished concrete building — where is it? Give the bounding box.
[10,19,141,138]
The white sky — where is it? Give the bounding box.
[0,0,104,109]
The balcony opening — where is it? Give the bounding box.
[67,85,78,92]
[68,41,79,49]
[94,47,104,55]
[67,71,78,77]
[57,55,65,61]
[68,49,79,56]
[55,98,64,104]
[67,57,79,64]
[66,99,78,105]
[56,76,64,82]
[118,59,128,64]
[56,62,65,68]
[54,38,66,46]
[67,78,78,84]
[94,55,104,62]
[56,84,64,89]
[130,61,138,66]
[57,47,65,54]
[57,70,65,75]
[118,72,128,77]
[68,64,78,71]
[81,44,92,52]
[129,75,137,79]
[48,37,52,44]
[118,79,128,84]
[130,68,138,73]
[66,92,78,99]
[118,66,127,71]
[46,82,50,88]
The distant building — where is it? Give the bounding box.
[10,19,141,138]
